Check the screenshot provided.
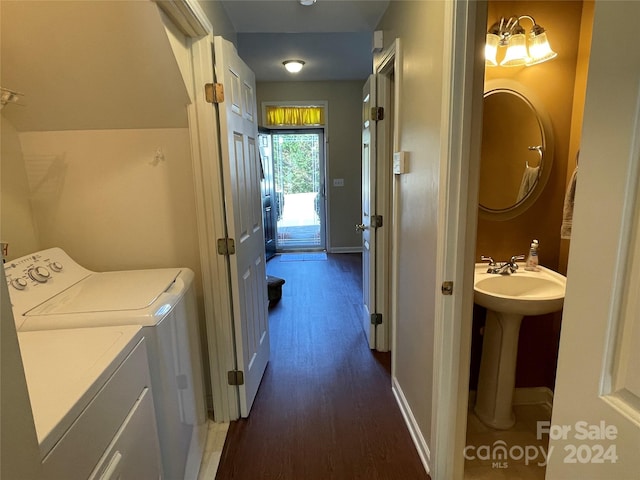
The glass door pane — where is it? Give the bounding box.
[272,129,325,251]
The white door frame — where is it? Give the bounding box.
[158,0,242,422]
[373,40,398,353]
[189,35,241,422]
[430,1,487,479]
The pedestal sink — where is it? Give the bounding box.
[473,263,566,429]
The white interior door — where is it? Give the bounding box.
[547,2,640,477]
[361,75,377,349]
[213,36,269,417]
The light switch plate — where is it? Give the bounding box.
[393,151,407,174]
[333,178,345,187]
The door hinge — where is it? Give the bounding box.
[370,106,384,121]
[370,215,383,228]
[370,313,383,325]
[227,370,244,386]
[441,281,454,295]
[205,83,224,103]
[217,237,236,255]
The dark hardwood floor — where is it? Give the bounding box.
[215,253,430,480]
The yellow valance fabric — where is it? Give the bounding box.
[265,106,325,126]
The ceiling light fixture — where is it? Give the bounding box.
[299,0,317,6]
[283,60,305,73]
[485,15,557,67]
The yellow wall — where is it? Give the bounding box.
[474,0,590,390]
[560,0,595,275]
[478,0,585,269]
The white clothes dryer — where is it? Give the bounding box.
[5,247,207,480]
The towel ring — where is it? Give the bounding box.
[527,145,543,168]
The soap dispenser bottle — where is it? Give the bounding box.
[525,239,540,271]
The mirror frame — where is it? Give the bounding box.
[478,80,554,221]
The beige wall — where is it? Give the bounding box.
[474,0,589,391]
[197,0,237,46]
[0,0,201,274]
[0,0,212,405]
[375,0,447,452]
[0,117,40,260]
[16,129,201,275]
[1,1,189,133]
[256,81,363,251]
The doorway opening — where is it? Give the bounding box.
[364,40,397,355]
[463,3,595,479]
[271,129,326,252]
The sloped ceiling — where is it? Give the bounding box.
[1,1,190,132]
[219,0,390,82]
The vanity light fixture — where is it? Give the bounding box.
[485,15,557,67]
[283,60,305,73]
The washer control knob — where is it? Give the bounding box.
[28,266,51,283]
[11,278,28,290]
[49,262,63,272]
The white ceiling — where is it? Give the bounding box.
[220,0,390,82]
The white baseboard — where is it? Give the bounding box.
[392,376,431,475]
[468,387,554,410]
[512,386,554,409]
[328,246,362,253]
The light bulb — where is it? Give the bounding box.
[283,60,305,73]
[485,33,500,67]
[527,31,557,66]
[500,33,529,67]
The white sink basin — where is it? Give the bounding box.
[474,263,566,316]
[473,263,566,429]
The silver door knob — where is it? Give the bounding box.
[355,223,366,232]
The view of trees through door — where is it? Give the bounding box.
[272,129,326,251]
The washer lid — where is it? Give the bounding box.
[26,269,181,316]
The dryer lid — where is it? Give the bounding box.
[26,269,181,316]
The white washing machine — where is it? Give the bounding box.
[5,247,208,480]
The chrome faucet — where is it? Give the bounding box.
[481,255,525,275]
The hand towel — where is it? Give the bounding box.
[517,165,540,203]
[561,167,578,239]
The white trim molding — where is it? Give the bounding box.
[153,0,212,37]
[431,1,486,479]
[393,377,432,474]
[328,246,362,254]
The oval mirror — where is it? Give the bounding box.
[478,80,554,220]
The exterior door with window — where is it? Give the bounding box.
[270,129,326,251]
